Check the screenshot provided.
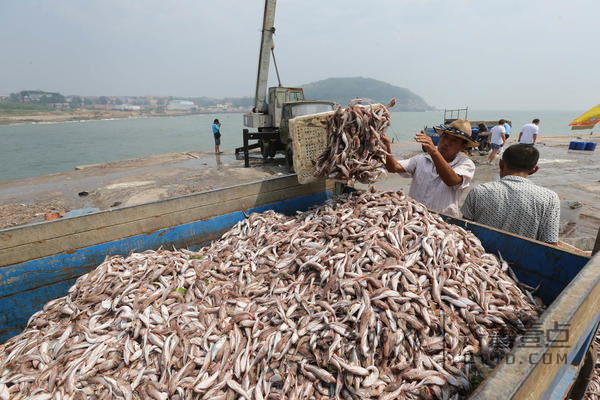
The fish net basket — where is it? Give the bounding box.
[290,104,386,184]
[290,110,334,184]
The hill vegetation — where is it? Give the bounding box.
[0,102,50,115]
[301,77,433,111]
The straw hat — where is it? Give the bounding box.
[433,119,478,147]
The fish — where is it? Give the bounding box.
[583,327,600,399]
[0,190,541,400]
[314,100,394,184]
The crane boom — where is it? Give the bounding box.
[253,0,277,114]
[237,0,334,168]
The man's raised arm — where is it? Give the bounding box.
[381,135,406,174]
[415,132,463,187]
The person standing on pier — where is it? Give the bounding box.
[503,121,511,141]
[212,119,223,154]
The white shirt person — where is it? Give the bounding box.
[398,152,475,217]
[519,119,540,145]
[490,124,506,146]
[487,119,507,165]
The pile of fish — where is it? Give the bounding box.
[0,190,541,400]
[584,329,600,399]
[313,99,395,184]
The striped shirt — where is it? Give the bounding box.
[398,153,475,217]
[461,175,560,243]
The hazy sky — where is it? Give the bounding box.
[1,0,598,110]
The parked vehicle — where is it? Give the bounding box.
[1,175,598,399]
[423,107,511,154]
[234,0,334,170]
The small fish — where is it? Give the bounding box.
[313,102,393,184]
[0,190,540,400]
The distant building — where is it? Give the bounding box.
[112,104,141,111]
[25,92,45,102]
[48,103,70,111]
[14,90,66,104]
[167,100,197,111]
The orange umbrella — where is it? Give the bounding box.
[569,104,600,130]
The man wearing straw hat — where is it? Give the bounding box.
[382,119,477,217]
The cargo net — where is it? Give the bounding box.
[290,110,335,184]
[0,190,543,399]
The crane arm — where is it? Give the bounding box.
[253,0,276,114]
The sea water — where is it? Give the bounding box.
[0,110,592,181]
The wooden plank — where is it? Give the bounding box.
[558,240,592,257]
[1,184,324,266]
[0,177,331,267]
[471,253,600,399]
[0,191,331,299]
[513,256,600,399]
[0,175,327,250]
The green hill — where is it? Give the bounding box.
[300,77,433,111]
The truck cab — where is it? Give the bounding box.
[243,86,305,129]
[268,87,304,128]
[241,86,334,168]
[279,100,335,144]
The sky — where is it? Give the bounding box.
[1,0,598,110]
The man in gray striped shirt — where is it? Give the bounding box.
[461,144,560,244]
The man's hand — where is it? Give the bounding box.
[415,131,437,154]
[381,134,392,153]
[381,134,406,173]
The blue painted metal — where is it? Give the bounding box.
[1,189,597,399]
[547,365,578,400]
[0,278,78,340]
[0,191,332,343]
[441,216,596,400]
[441,216,590,306]
[544,320,600,399]
[572,321,600,366]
